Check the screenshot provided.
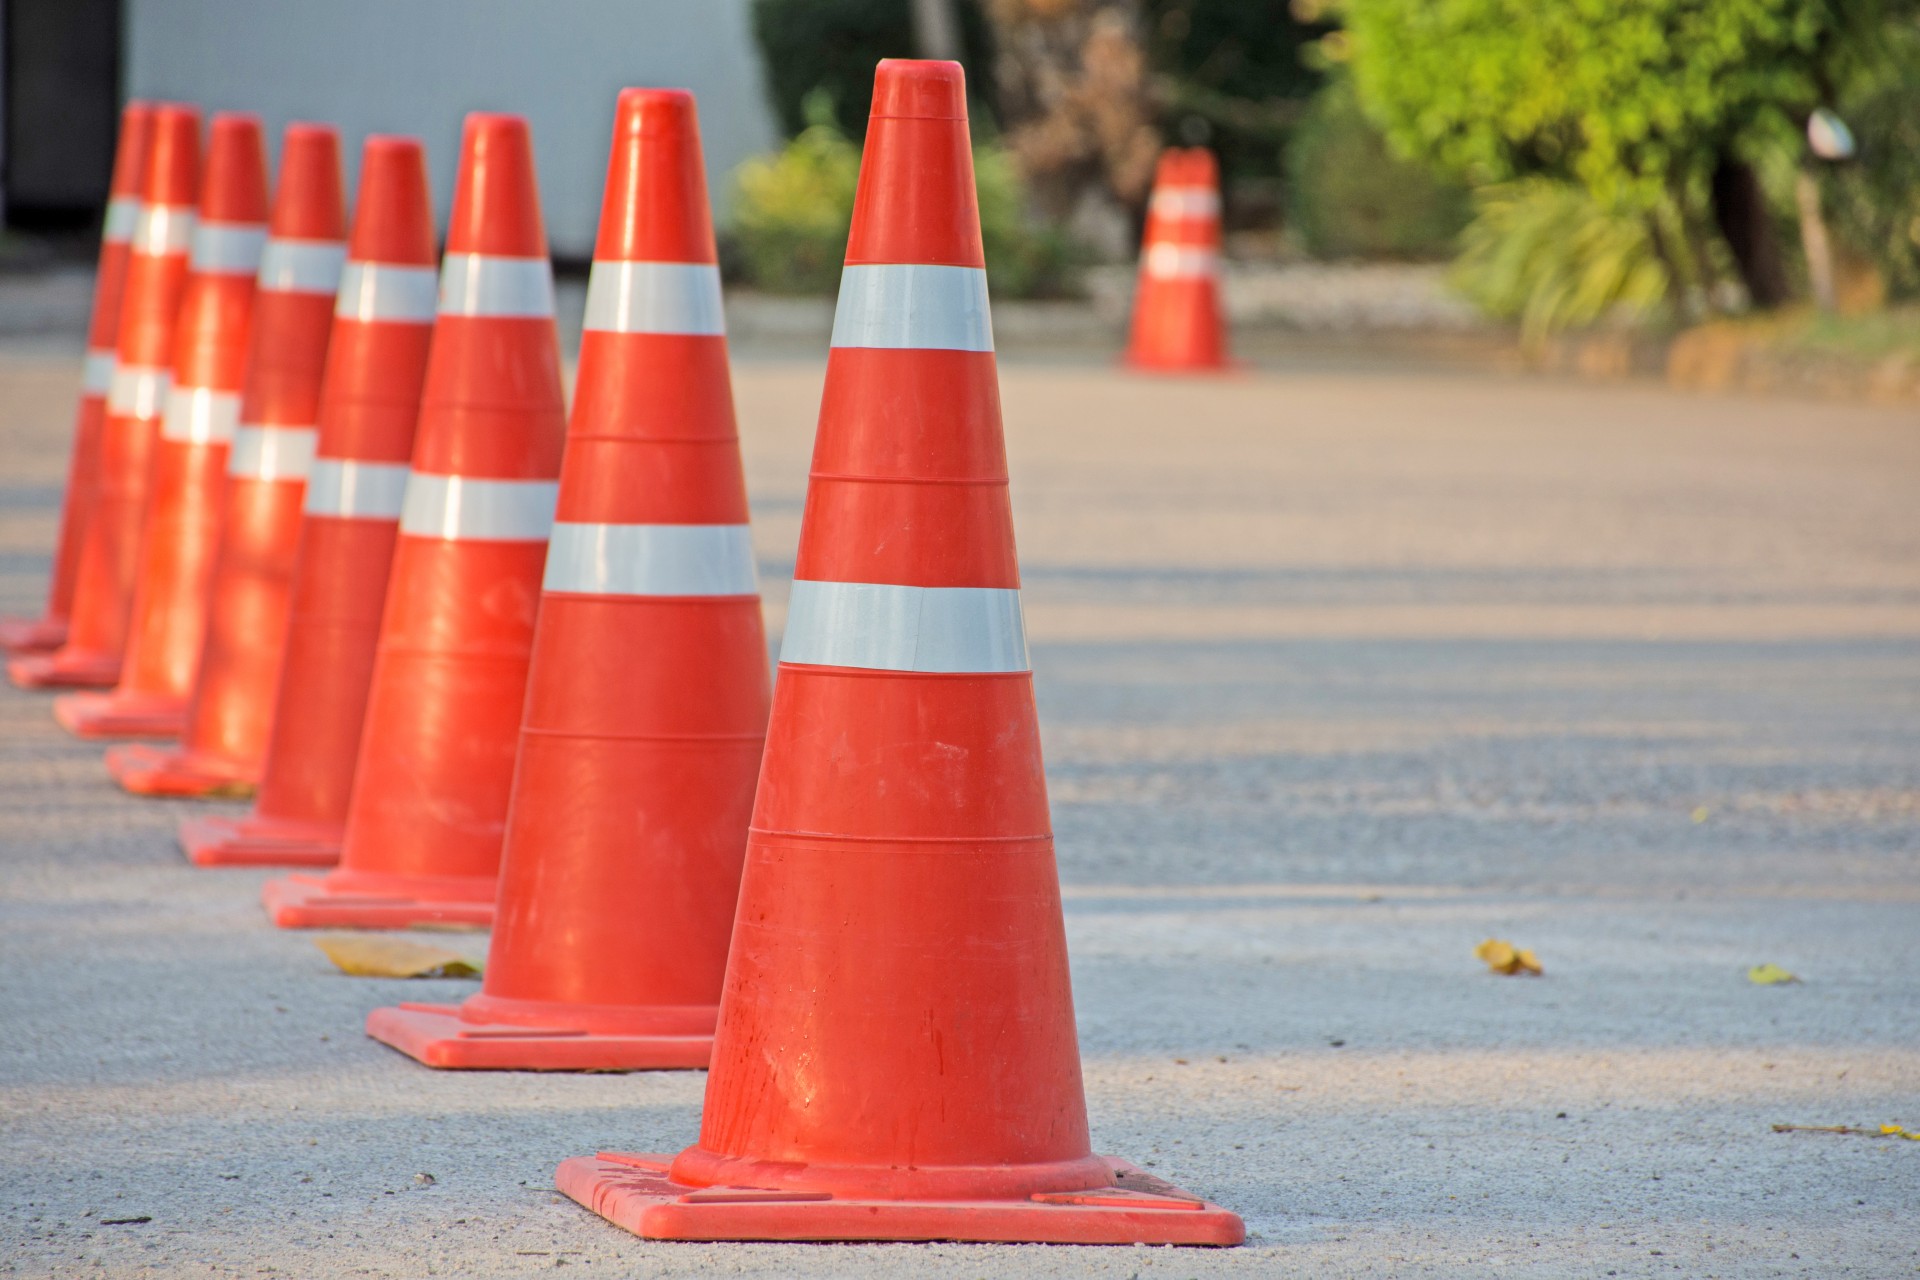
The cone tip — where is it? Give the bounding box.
[201,114,268,224]
[272,122,346,241]
[449,112,545,257]
[350,135,435,266]
[144,104,201,207]
[110,102,156,198]
[871,59,967,121]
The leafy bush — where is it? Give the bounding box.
[1820,38,1920,300]
[1287,76,1470,259]
[1452,179,1670,341]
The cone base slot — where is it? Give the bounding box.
[554,1154,1245,1245]
[105,742,258,798]
[8,648,121,690]
[180,814,342,868]
[366,1003,711,1071]
[53,690,187,740]
[0,615,68,655]
[261,872,495,931]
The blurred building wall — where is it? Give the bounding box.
[124,0,778,259]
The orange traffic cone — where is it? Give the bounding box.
[1122,147,1230,373]
[108,124,346,796]
[367,90,769,1069]
[11,104,198,690]
[1,103,155,656]
[181,136,437,867]
[556,61,1244,1246]
[56,114,269,739]
[261,114,564,929]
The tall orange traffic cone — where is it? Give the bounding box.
[11,104,198,690]
[367,90,768,1069]
[55,114,269,739]
[181,136,437,868]
[556,61,1244,1246]
[1,103,155,656]
[108,125,346,796]
[261,114,564,929]
[1122,147,1230,373]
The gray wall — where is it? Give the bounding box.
[125,0,779,259]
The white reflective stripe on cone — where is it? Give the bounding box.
[259,240,348,294]
[1149,187,1221,220]
[544,522,756,596]
[582,260,725,336]
[107,365,172,418]
[82,349,117,396]
[228,425,318,480]
[190,222,268,275]
[305,458,411,519]
[159,387,240,444]
[400,473,558,541]
[830,264,993,352]
[780,580,1029,674]
[134,204,196,257]
[437,254,555,318]
[1143,243,1218,280]
[335,262,439,323]
[104,198,142,244]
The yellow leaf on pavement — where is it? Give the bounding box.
[1881,1125,1920,1141]
[1748,963,1800,985]
[315,935,482,979]
[1475,938,1543,976]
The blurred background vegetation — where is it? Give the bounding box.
[730,0,1920,353]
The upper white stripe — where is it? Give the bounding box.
[1149,188,1221,220]
[1143,244,1218,280]
[104,198,142,244]
[544,522,757,596]
[107,365,172,417]
[134,205,196,257]
[159,387,240,444]
[780,580,1028,673]
[438,254,555,318]
[400,473,557,541]
[305,458,411,519]
[830,264,993,352]
[335,262,439,323]
[82,349,117,395]
[190,222,268,275]
[582,260,726,336]
[259,240,347,294]
[228,425,317,480]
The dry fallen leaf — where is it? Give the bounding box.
[1748,963,1800,985]
[315,935,481,979]
[1691,806,1710,823]
[1475,938,1543,976]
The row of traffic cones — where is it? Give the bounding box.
[2,63,1242,1247]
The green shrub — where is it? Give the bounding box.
[1287,76,1470,260]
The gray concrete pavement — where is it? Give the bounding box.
[2,348,1916,1278]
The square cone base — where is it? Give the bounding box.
[9,648,119,690]
[366,1003,711,1072]
[261,872,494,931]
[53,690,187,739]
[555,1153,1246,1246]
[180,814,341,868]
[0,615,67,654]
[105,742,257,798]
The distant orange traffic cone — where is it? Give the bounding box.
[262,114,564,929]
[1123,147,1230,373]
[1,103,154,656]
[11,104,198,690]
[367,90,769,1069]
[557,61,1244,1246]
[56,114,269,739]
[109,125,346,796]
[181,136,437,868]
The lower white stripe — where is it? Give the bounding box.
[190,222,267,275]
[82,349,117,396]
[305,458,411,519]
[583,261,726,336]
[1149,187,1221,220]
[335,262,438,323]
[780,580,1028,673]
[228,425,318,480]
[107,365,172,418]
[259,240,347,294]
[1144,244,1218,280]
[134,204,195,257]
[104,198,141,244]
[544,522,756,596]
[830,264,993,352]
[400,473,557,541]
[438,253,554,318]
[159,387,240,444]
